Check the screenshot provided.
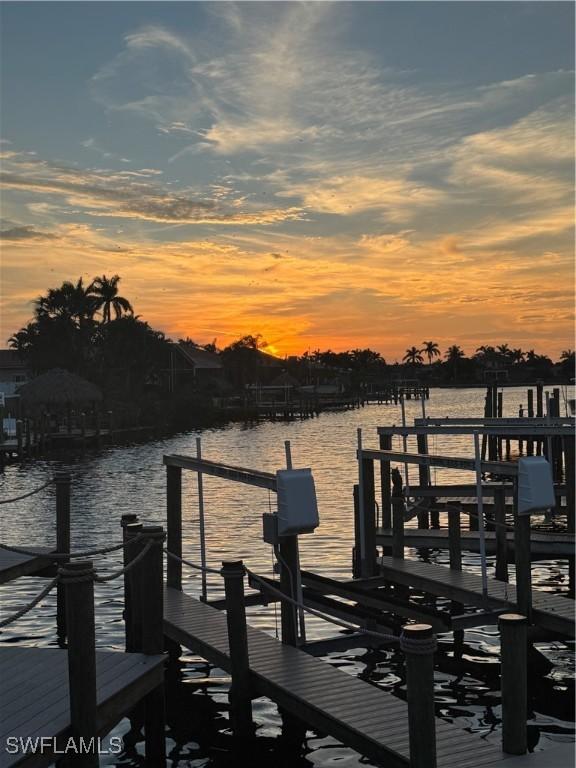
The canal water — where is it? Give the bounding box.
[1,387,574,765]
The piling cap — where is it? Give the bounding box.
[58,559,94,582]
[498,613,527,624]
[402,623,433,637]
[221,560,245,577]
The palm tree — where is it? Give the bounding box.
[422,341,440,365]
[510,348,524,364]
[496,343,511,358]
[90,275,133,323]
[403,346,424,365]
[35,277,97,327]
[560,349,574,362]
[445,345,465,362]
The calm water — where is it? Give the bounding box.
[1,387,574,765]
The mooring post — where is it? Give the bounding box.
[125,521,145,652]
[564,436,575,596]
[139,526,167,767]
[494,487,508,582]
[353,484,361,576]
[16,419,23,457]
[360,459,377,576]
[166,464,182,590]
[513,485,532,621]
[527,390,534,455]
[55,472,71,639]
[278,535,299,646]
[392,496,404,560]
[447,504,462,571]
[402,623,437,768]
[59,560,99,768]
[379,433,392,530]
[121,514,139,652]
[222,560,254,741]
[499,613,528,755]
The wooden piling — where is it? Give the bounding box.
[392,497,404,559]
[278,536,299,646]
[360,457,377,577]
[139,526,167,767]
[379,434,392,530]
[222,560,254,740]
[513,487,532,621]
[402,623,437,768]
[16,419,23,457]
[56,472,71,639]
[59,560,99,768]
[564,436,575,597]
[125,522,145,652]
[166,464,182,590]
[121,514,139,653]
[447,504,462,571]
[527,390,534,455]
[494,487,508,582]
[499,613,528,755]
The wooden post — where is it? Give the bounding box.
[402,623,437,768]
[139,526,167,767]
[126,522,145,652]
[379,434,392,530]
[392,497,404,560]
[16,419,23,456]
[527,390,534,455]
[166,464,182,590]
[56,472,71,639]
[494,487,508,582]
[108,409,114,437]
[447,504,462,571]
[564,436,575,597]
[513,486,532,621]
[416,432,430,529]
[121,515,139,653]
[353,485,361,576]
[222,560,254,740]
[499,613,528,755]
[59,560,99,768]
[278,535,299,646]
[361,457,377,577]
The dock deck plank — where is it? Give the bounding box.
[0,550,54,585]
[375,528,574,557]
[0,647,164,768]
[163,586,508,768]
[377,556,575,637]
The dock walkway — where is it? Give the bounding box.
[375,529,574,558]
[0,646,163,768]
[0,549,54,585]
[165,586,511,768]
[376,557,575,637]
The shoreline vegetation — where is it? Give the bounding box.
[5,275,574,437]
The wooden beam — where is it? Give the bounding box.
[359,448,519,476]
[378,424,574,436]
[163,454,277,491]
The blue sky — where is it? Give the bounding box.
[1,2,574,358]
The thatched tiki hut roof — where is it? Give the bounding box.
[17,368,103,407]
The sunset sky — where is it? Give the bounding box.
[1,1,574,361]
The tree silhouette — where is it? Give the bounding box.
[403,346,424,365]
[90,275,133,323]
[422,341,440,365]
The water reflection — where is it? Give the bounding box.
[1,387,574,764]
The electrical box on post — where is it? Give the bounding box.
[517,456,555,516]
[276,468,319,536]
[262,512,279,545]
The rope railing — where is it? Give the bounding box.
[164,548,222,575]
[0,532,151,560]
[0,479,55,505]
[0,538,162,629]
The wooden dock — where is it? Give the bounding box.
[376,556,574,637]
[375,528,574,558]
[0,647,163,768]
[0,549,54,585]
[163,586,506,768]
